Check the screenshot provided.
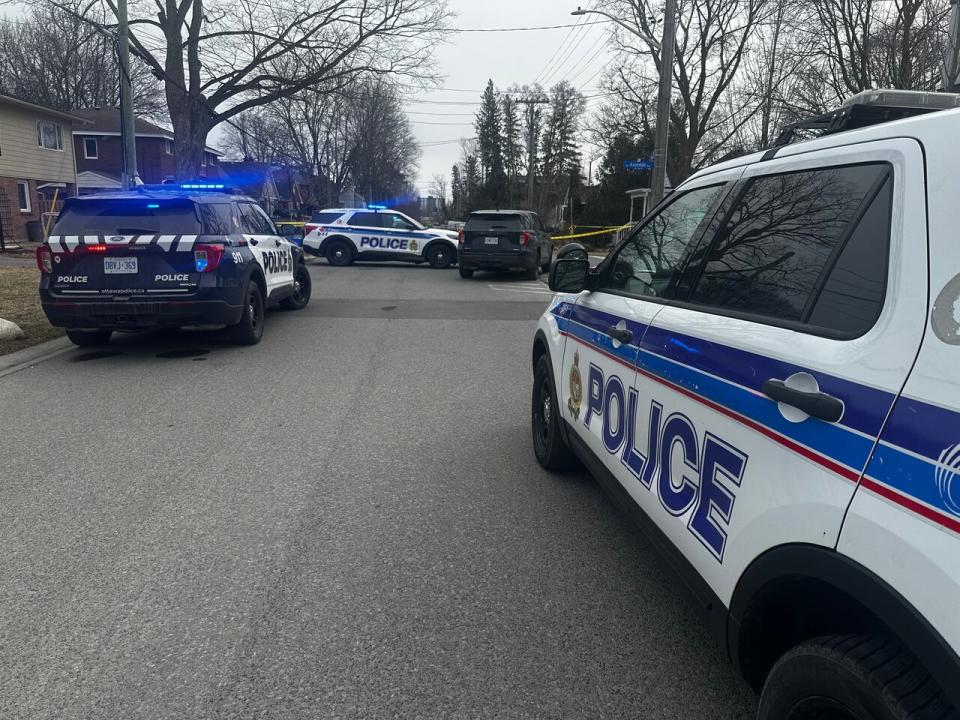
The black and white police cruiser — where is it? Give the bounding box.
[37,184,311,347]
[302,205,458,269]
[533,90,960,718]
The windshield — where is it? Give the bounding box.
[53,198,204,235]
[467,214,523,231]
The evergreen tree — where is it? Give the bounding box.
[474,79,507,206]
[451,163,463,219]
[464,154,481,210]
[540,81,585,222]
[502,95,522,205]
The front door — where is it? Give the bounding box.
[557,176,738,485]
[634,140,927,604]
[240,202,293,296]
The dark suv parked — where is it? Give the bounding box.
[457,210,552,280]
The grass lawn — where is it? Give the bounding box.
[0,266,63,355]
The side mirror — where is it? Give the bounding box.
[549,257,591,293]
[556,242,588,261]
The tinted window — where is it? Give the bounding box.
[198,204,234,235]
[249,204,278,235]
[348,212,383,228]
[385,213,417,231]
[599,184,725,298]
[689,164,888,323]
[310,212,344,225]
[53,198,202,235]
[807,176,892,334]
[467,214,523,231]
[238,203,272,234]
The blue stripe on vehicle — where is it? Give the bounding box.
[550,301,960,530]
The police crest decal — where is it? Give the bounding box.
[410,240,419,252]
[567,350,583,420]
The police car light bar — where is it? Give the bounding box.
[367,204,388,211]
[180,183,226,190]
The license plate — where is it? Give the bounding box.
[104,257,138,274]
[484,237,499,245]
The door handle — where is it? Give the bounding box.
[762,379,844,422]
[275,239,282,247]
[248,237,259,246]
[606,326,633,344]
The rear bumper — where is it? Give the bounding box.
[459,249,535,270]
[40,295,244,329]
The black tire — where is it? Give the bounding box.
[532,354,577,471]
[426,243,454,269]
[541,247,552,273]
[459,267,474,279]
[325,239,355,267]
[280,263,311,311]
[758,635,959,720]
[525,253,540,280]
[65,329,112,347]
[230,281,265,345]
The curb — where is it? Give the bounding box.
[0,336,73,379]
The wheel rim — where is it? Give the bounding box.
[249,292,261,330]
[293,269,307,301]
[534,375,552,451]
[433,249,447,265]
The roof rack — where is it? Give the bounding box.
[771,89,960,148]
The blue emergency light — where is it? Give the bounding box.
[367,204,388,211]
[147,203,160,209]
[180,183,226,190]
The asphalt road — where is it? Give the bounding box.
[0,261,757,719]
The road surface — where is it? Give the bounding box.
[0,261,757,718]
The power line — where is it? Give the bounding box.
[541,19,604,87]
[532,0,597,86]
[411,120,474,126]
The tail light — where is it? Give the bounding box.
[304,224,318,236]
[194,244,224,273]
[36,245,53,273]
[75,244,109,254]
[520,231,532,246]
[457,229,465,247]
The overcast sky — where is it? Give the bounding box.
[410,0,615,195]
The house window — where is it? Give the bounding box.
[165,139,174,155]
[201,153,207,167]
[17,181,31,213]
[83,137,98,159]
[36,121,63,150]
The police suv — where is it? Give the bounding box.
[532,90,960,718]
[37,185,311,346]
[302,206,458,269]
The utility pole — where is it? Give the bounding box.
[117,0,138,190]
[571,4,676,206]
[649,0,677,206]
[514,96,550,209]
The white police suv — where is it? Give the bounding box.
[302,206,458,269]
[532,90,960,718]
[37,184,311,347]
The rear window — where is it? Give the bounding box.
[53,198,208,235]
[310,212,344,225]
[467,214,524,231]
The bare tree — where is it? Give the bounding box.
[598,0,768,183]
[45,0,450,178]
[0,1,163,117]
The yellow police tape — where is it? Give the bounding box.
[550,224,632,241]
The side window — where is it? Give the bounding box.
[238,203,269,234]
[348,212,382,228]
[689,163,889,329]
[199,204,234,235]
[386,213,416,231]
[807,175,892,334]
[250,204,278,235]
[599,184,725,298]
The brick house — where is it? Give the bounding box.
[71,107,222,192]
[0,94,81,245]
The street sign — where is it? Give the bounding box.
[624,159,654,171]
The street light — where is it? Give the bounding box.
[572,3,676,207]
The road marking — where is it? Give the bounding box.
[487,281,554,295]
